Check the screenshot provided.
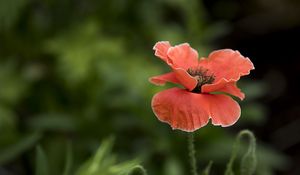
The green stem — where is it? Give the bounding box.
[225,130,256,175]
[188,133,198,175]
[128,165,147,175]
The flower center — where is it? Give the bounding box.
[187,67,215,93]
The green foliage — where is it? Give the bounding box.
[76,138,142,175]
[0,132,42,164]
[0,0,28,30]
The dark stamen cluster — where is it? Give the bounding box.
[187,67,215,93]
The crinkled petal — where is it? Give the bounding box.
[153,42,199,91]
[153,41,171,62]
[151,88,241,132]
[149,72,180,86]
[167,43,199,69]
[173,68,197,91]
[202,80,245,100]
[151,87,210,132]
[199,49,254,82]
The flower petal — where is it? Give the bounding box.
[149,72,180,86]
[215,82,245,100]
[167,43,199,69]
[205,94,241,127]
[153,41,171,62]
[151,88,241,132]
[173,68,197,91]
[200,49,254,82]
[202,80,245,100]
[151,87,210,132]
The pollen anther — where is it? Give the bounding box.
[187,67,215,92]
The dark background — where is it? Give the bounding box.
[0,0,299,175]
[204,0,300,174]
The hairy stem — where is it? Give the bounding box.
[188,133,198,175]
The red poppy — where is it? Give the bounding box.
[149,41,254,132]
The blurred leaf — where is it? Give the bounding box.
[0,105,16,134]
[256,146,289,175]
[0,105,18,151]
[241,103,267,125]
[0,0,28,30]
[240,81,267,100]
[0,132,42,164]
[45,21,125,85]
[35,145,49,175]
[26,114,77,132]
[201,161,213,175]
[0,60,28,105]
[76,137,141,175]
[201,22,230,43]
[163,157,184,175]
[63,142,73,175]
[109,160,143,175]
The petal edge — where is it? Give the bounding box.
[199,49,254,82]
[149,72,180,86]
[202,80,245,100]
[153,41,171,62]
[151,88,241,131]
[206,94,241,127]
[167,43,199,70]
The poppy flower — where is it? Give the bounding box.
[149,41,254,132]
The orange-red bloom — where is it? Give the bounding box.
[149,41,254,132]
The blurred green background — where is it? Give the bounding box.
[1,0,299,174]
